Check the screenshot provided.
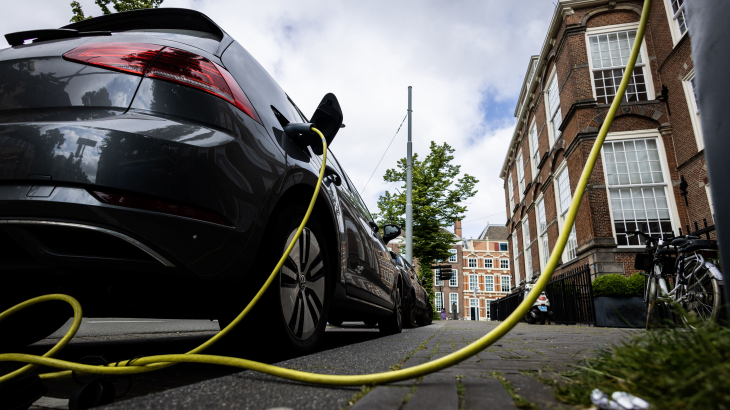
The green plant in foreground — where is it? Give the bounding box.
[555,319,730,409]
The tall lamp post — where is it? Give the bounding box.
[406,86,413,265]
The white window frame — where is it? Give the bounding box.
[467,257,477,268]
[469,274,478,292]
[448,248,458,263]
[449,293,458,313]
[435,292,443,312]
[600,130,682,247]
[536,196,549,270]
[553,161,578,262]
[528,120,539,178]
[508,174,515,213]
[484,258,494,269]
[663,0,688,45]
[512,233,521,285]
[585,23,655,105]
[485,300,491,320]
[449,270,458,287]
[434,270,443,287]
[522,217,532,281]
[500,259,510,269]
[501,275,511,292]
[544,67,561,147]
[681,70,704,151]
[485,275,495,292]
[517,149,525,200]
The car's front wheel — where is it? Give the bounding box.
[379,281,403,335]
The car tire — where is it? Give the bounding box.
[403,292,417,328]
[219,203,331,354]
[378,281,403,335]
[416,298,432,326]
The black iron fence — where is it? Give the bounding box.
[489,289,524,322]
[489,263,596,325]
[545,263,596,325]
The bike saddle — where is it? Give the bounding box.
[671,237,687,246]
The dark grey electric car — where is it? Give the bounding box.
[0,8,420,352]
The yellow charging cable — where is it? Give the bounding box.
[0,0,650,387]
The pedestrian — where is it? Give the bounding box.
[441,308,446,320]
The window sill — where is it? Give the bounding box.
[595,99,661,109]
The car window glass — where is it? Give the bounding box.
[287,95,309,122]
[341,170,374,221]
[326,149,352,191]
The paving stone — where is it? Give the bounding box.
[462,376,516,410]
[504,374,568,410]
[350,387,409,410]
[402,373,458,410]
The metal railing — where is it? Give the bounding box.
[545,263,596,325]
[489,289,524,322]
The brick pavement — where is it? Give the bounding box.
[351,320,639,410]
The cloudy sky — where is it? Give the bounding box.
[3,0,555,239]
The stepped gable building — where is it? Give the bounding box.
[501,0,713,283]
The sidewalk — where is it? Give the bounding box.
[352,320,638,410]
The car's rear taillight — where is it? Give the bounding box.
[91,190,232,227]
[63,42,260,123]
[538,296,546,301]
[63,42,164,75]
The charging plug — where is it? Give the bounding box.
[283,123,318,150]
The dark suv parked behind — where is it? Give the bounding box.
[0,8,424,352]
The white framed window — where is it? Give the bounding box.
[536,198,550,269]
[469,274,478,291]
[448,248,457,263]
[508,174,515,213]
[435,292,443,312]
[500,259,510,269]
[485,275,495,292]
[602,137,677,246]
[467,257,477,268]
[529,121,540,176]
[517,150,525,200]
[499,242,508,252]
[485,300,491,320]
[663,0,687,43]
[501,275,511,292]
[545,70,562,144]
[555,164,578,261]
[434,270,443,287]
[512,233,521,285]
[586,26,653,104]
[523,218,532,280]
[449,293,458,313]
[682,71,704,151]
[484,258,494,269]
[449,270,458,287]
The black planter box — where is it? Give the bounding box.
[594,296,646,328]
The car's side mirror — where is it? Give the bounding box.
[309,93,343,155]
[382,224,401,244]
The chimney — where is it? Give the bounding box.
[455,220,462,238]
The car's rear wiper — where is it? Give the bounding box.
[5,29,111,46]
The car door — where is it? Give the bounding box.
[319,152,382,303]
[339,169,396,306]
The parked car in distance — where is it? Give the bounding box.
[0,8,421,353]
[389,250,431,327]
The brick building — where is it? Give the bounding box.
[500,0,713,283]
[461,224,512,320]
[433,222,463,319]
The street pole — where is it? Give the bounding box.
[406,86,413,265]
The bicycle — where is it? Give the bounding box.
[632,230,724,328]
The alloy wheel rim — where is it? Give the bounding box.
[279,227,325,341]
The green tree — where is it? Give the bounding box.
[375,141,478,317]
[70,0,163,23]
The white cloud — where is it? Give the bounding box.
[2,0,554,238]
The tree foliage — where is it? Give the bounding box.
[375,141,478,315]
[70,0,163,23]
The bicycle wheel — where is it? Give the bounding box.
[646,265,671,329]
[676,257,723,327]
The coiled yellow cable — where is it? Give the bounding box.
[0,0,650,386]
